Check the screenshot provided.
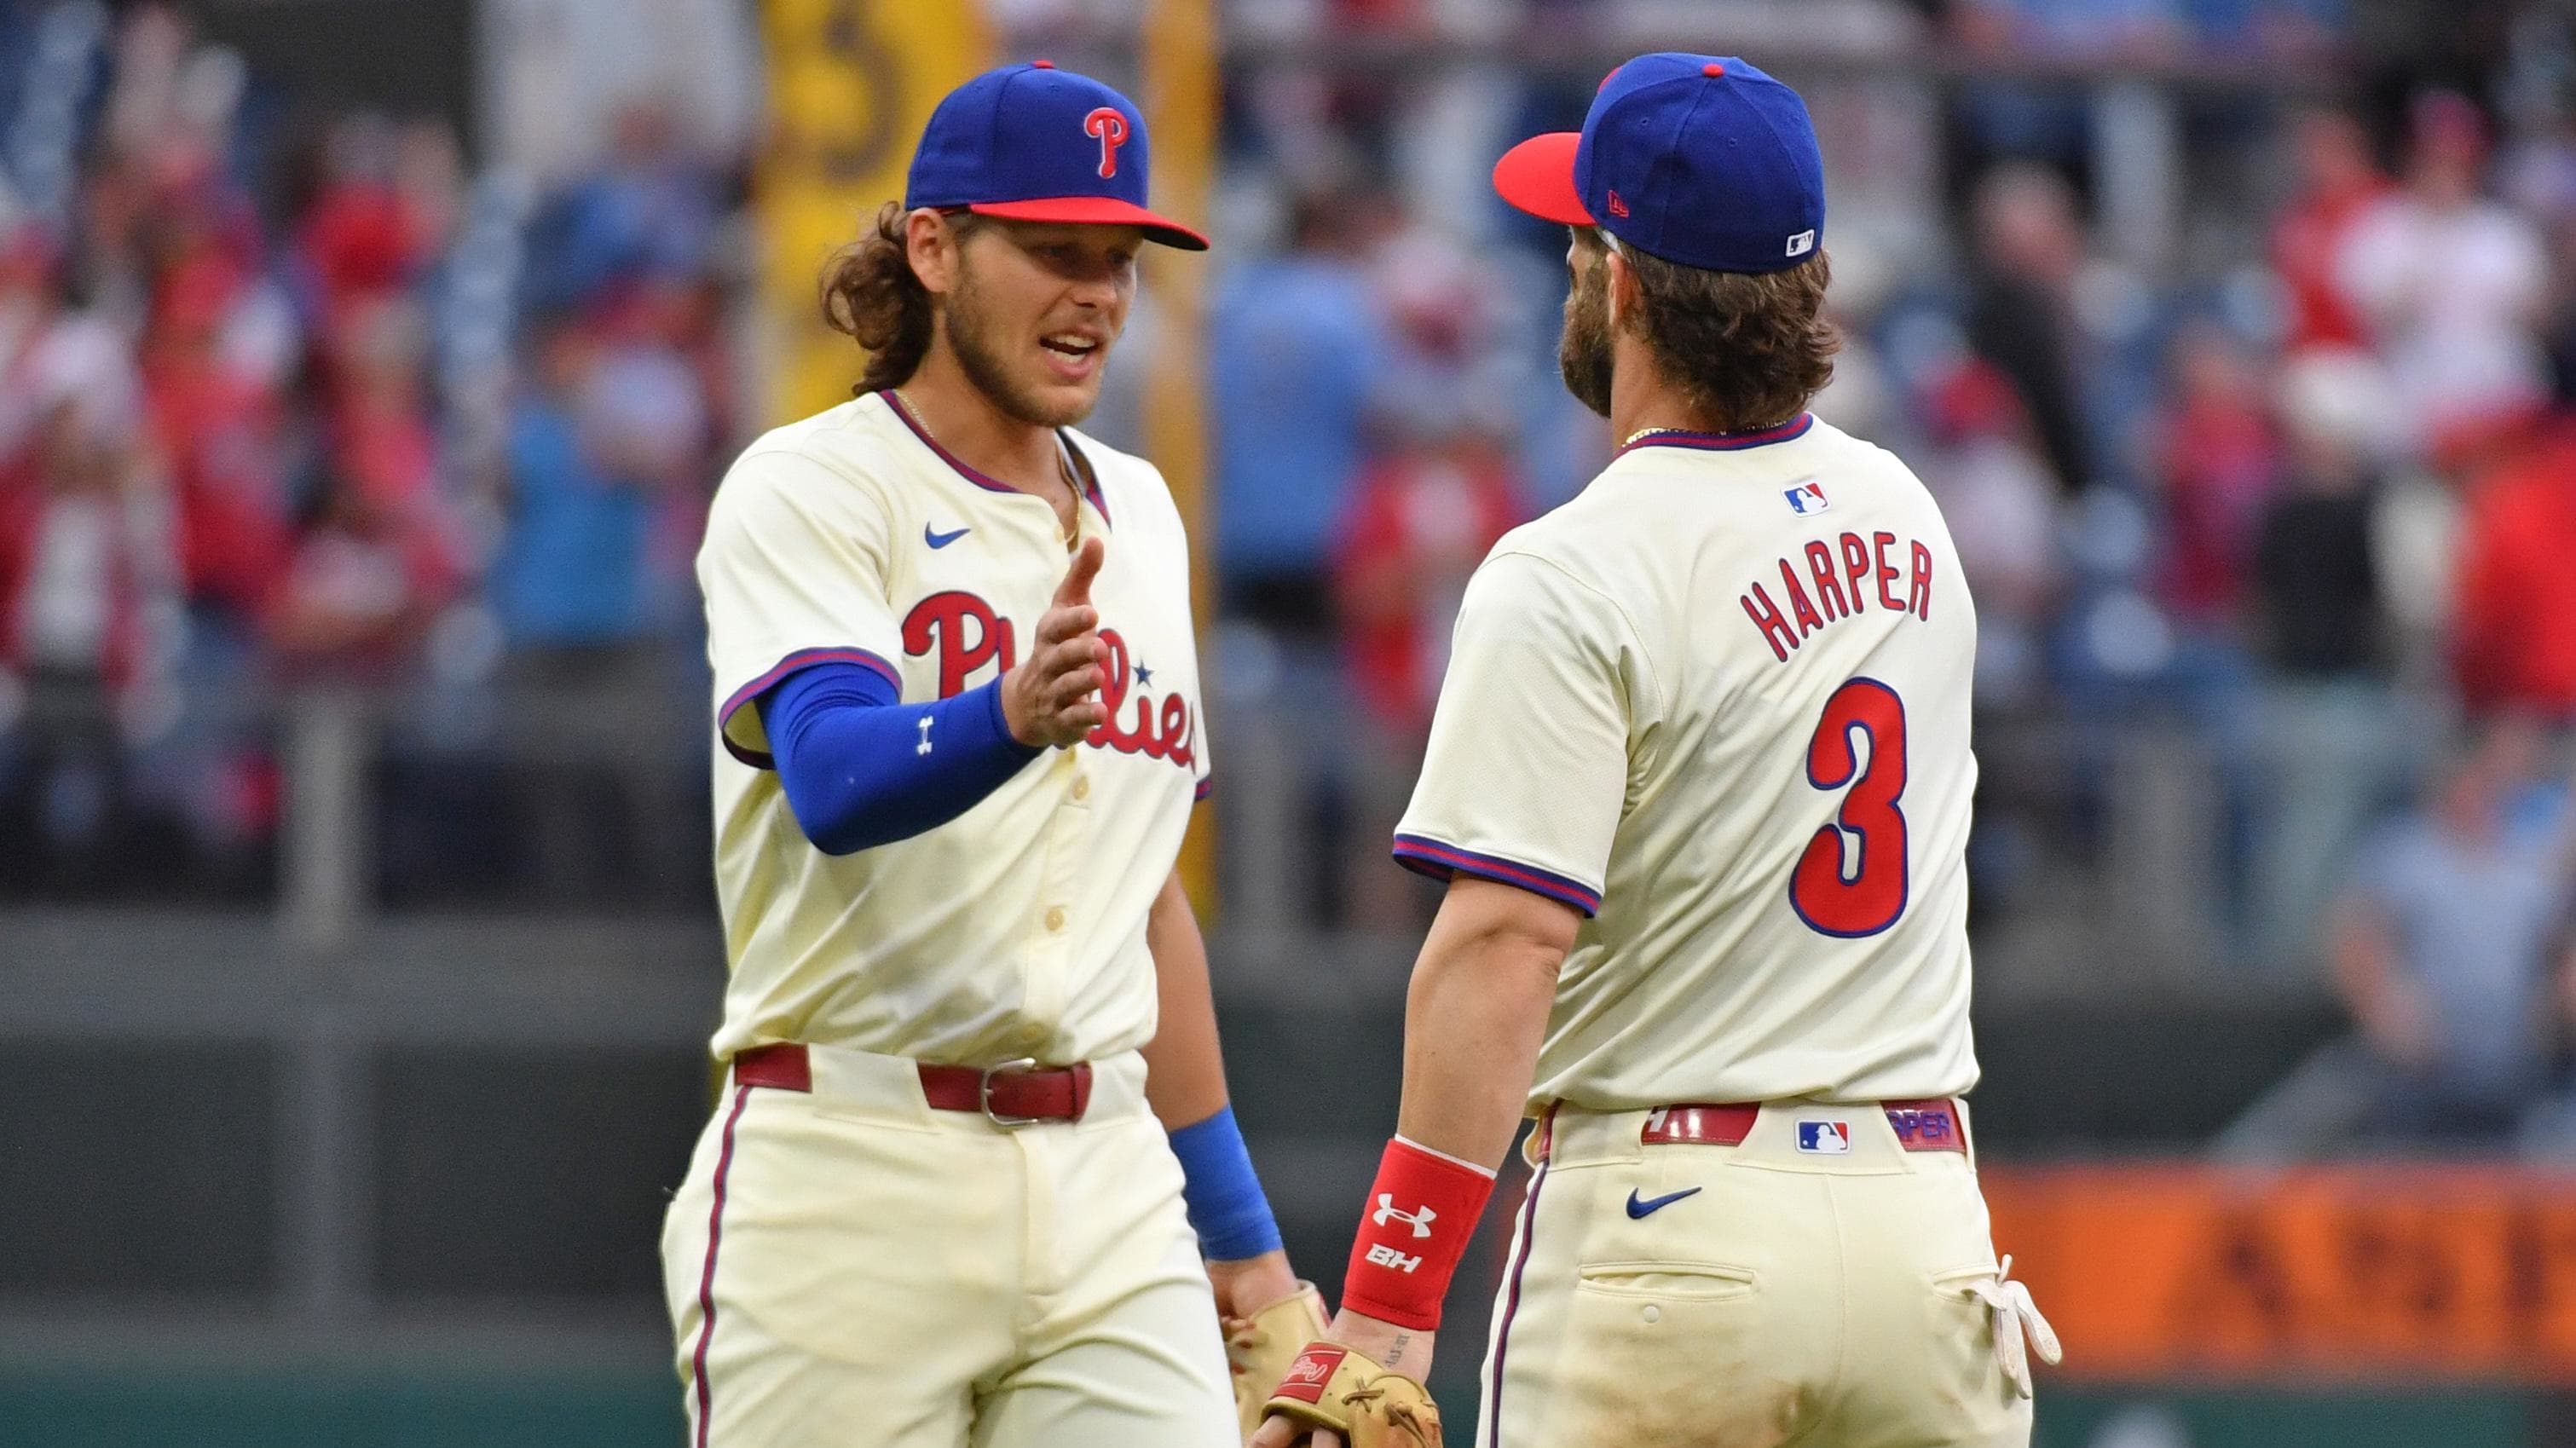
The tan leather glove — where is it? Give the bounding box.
[1226,1281,1331,1443]
[1262,1341,1443,1448]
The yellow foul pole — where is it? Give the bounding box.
[758,0,993,422]
[1141,0,1221,914]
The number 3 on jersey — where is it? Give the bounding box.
[1789,678,1909,937]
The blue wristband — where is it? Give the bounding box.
[1169,1105,1283,1262]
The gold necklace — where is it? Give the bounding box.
[894,387,1077,492]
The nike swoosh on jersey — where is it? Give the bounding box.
[925,524,971,549]
[1625,1186,1703,1219]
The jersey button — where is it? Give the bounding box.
[1044,906,1068,932]
[1071,775,1091,801]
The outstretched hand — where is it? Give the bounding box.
[1002,536,1110,748]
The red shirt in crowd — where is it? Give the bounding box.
[2155,390,2280,628]
[1333,440,1523,735]
[2272,174,2389,353]
[145,352,292,625]
[2455,425,2576,719]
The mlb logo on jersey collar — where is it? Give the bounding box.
[1784,480,1828,515]
[1796,1120,1851,1155]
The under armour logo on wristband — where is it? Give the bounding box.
[1372,1195,1436,1238]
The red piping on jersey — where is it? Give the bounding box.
[1393,834,1603,916]
[879,389,1112,522]
[690,1083,754,1446]
[717,647,903,770]
[1483,1151,1548,1442]
[1614,412,1814,458]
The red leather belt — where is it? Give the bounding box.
[1640,1097,1967,1153]
[730,1042,1094,1126]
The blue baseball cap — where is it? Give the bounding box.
[906,61,1208,251]
[1493,53,1823,274]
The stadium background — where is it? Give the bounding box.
[2,0,2574,1444]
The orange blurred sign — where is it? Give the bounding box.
[1984,1163,2576,1382]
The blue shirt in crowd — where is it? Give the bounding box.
[2354,784,2574,1106]
[1209,253,1386,580]
[490,399,650,647]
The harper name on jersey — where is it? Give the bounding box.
[1741,527,1939,663]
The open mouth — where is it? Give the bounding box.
[1041,332,1101,361]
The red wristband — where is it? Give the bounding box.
[1339,1137,1497,1331]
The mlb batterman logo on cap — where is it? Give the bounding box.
[907,60,1210,251]
[1493,52,1824,273]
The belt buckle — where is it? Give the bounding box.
[979,1058,1043,1129]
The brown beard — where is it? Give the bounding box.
[1557,245,1614,418]
[942,262,1100,429]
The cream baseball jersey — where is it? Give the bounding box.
[1394,413,1980,1110]
[696,389,1209,1066]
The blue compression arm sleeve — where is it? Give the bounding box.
[1169,1105,1284,1261]
[756,661,1043,855]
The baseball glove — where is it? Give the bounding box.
[1226,1281,1331,1442]
[1262,1341,1442,1448]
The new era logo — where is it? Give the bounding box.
[1607,189,1630,218]
[1786,228,1816,257]
[1797,1121,1851,1155]
[1784,481,1828,515]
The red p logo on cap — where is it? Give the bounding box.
[1084,107,1130,178]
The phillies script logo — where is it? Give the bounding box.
[1084,107,1129,178]
[902,591,1195,770]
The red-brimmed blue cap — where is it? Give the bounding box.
[906,61,1208,251]
[1494,53,1823,273]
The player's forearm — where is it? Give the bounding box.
[1142,868,1288,1266]
[1141,868,1231,1128]
[1393,878,1578,1170]
[760,664,1042,854]
[1320,881,1576,1336]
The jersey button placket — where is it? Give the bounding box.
[1016,755,1087,1045]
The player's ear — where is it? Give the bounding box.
[1604,246,1640,330]
[905,207,965,297]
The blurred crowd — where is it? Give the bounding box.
[0,4,739,902]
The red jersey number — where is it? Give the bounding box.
[1789,678,1909,937]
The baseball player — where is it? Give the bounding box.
[662,62,1320,1447]
[1257,54,2059,1448]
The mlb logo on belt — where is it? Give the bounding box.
[1784,480,1828,515]
[1797,1121,1851,1155]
